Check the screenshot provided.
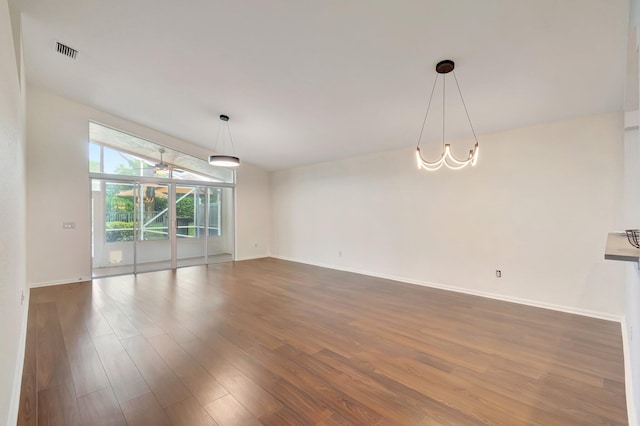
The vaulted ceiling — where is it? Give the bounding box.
[12,0,629,170]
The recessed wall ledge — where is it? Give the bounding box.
[605,232,640,265]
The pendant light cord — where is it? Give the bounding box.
[452,70,479,144]
[416,75,439,150]
[213,119,237,156]
[442,74,446,149]
[214,122,223,152]
[226,123,237,155]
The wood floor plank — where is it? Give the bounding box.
[189,331,281,391]
[53,289,111,399]
[83,309,114,339]
[18,361,38,426]
[179,338,282,417]
[19,259,628,425]
[18,300,38,426]
[91,333,150,403]
[120,310,166,339]
[267,378,333,424]
[77,387,126,426]
[165,396,218,426]
[204,394,261,425]
[147,334,229,405]
[35,303,73,391]
[92,293,141,341]
[65,327,110,398]
[258,406,305,426]
[295,349,428,424]
[316,411,355,426]
[37,387,64,426]
[120,392,172,426]
[94,285,166,339]
[120,335,192,407]
[33,302,82,426]
[245,343,383,425]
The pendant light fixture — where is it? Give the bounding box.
[209,114,240,168]
[415,60,479,171]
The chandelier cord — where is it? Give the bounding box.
[452,70,479,144]
[215,120,237,156]
[416,74,439,150]
[226,122,237,155]
[214,122,223,152]
[442,73,446,149]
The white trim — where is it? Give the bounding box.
[235,255,269,261]
[30,276,92,288]
[233,183,238,262]
[89,172,236,188]
[7,289,30,426]
[622,317,638,426]
[270,255,623,322]
[625,110,639,130]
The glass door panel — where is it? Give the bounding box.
[92,179,136,277]
[92,180,235,277]
[207,187,234,264]
[134,183,172,273]
[176,185,207,268]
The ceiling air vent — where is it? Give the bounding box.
[56,42,78,59]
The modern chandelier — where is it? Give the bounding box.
[415,59,479,171]
[209,114,240,168]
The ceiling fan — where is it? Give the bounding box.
[143,148,184,175]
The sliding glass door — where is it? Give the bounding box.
[135,182,172,273]
[175,185,206,268]
[92,180,137,277]
[174,185,234,267]
[91,179,234,277]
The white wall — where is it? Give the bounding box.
[236,159,271,260]
[622,3,640,424]
[0,1,28,423]
[26,86,270,286]
[624,2,640,423]
[271,112,625,319]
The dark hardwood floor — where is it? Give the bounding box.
[18,258,627,425]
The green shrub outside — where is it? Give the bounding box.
[106,221,134,242]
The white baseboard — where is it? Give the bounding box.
[235,254,269,262]
[30,276,92,288]
[621,317,638,426]
[270,255,622,322]
[7,288,30,426]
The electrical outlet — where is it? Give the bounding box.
[338,250,342,257]
[254,242,258,248]
[496,270,502,278]
[63,222,76,229]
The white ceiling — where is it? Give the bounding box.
[12,0,629,170]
